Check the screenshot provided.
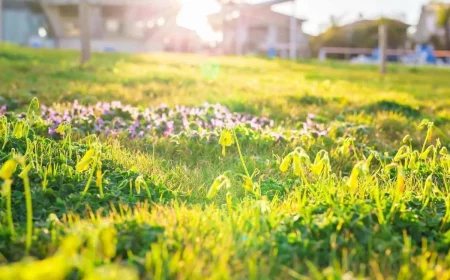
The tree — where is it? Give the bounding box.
[436,3,450,50]
[79,0,91,64]
[0,0,3,43]
[329,15,341,29]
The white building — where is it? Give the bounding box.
[413,2,450,48]
[1,0,202,53]
[208,0,310,58]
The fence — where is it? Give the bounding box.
[319,47,450,61]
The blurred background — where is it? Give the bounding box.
[0,0,449,64]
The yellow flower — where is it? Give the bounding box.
[0,160,18,180]
[244,176,253,192]
[76,149,95,172]
[12,122,24,139]
[292,153,302,176]
[347,162,363,192]
[397,167,406,194]
[207,174,230,199]
[55,123,66,135]
[96,169,103,187]
[219,129,233,156]
[279,154,293,173]
[100,226,117,259]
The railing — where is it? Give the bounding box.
[435,50,450,58]
[319,47,414,57]
[319,47,450,60]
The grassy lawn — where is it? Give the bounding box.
[1,44,450,279]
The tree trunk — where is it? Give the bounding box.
[289,0,297,60]
[445,22,450,51]
[0,0,3,43]
[379,24,387,74]
[79,0,91,64]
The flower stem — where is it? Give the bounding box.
[233,130,250,178]
[5,181,15,238]
[19,161,33,255]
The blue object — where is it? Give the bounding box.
[30,41,42,49]
[416,44,437,64]
[372,47,399,62]
[104,47,116,53]
[267,48,276,59]
[372,48,380,60]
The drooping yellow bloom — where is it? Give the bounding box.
[1,179,12,197]
[76,149,95,172]
[420,145,434,160]
[279,154,293,173]
[100,226,117,259]
[397,166,406,194]
[402,134,411,144]
[219,129,233,156]
[0,159,18,180]
[426,123,434,143]
[207,174,230,199]
[207,177,223,199]
[55,123,66,135]
[96,169,103,187]
[0,119,6,136]
[425,174,433,193]
[292,153,302,176]
[244,176,254,192]
[12,122,24,139]
[347,162,363,192]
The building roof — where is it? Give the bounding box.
[208,0,305,29]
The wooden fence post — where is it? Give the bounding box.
[379,24,387,74]
[235,3,243,56]
[79,0,91,64]
[0,0,3,43]
[289,0,298,60]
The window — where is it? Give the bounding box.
[105,19,121,35]
[64,21,80,37]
